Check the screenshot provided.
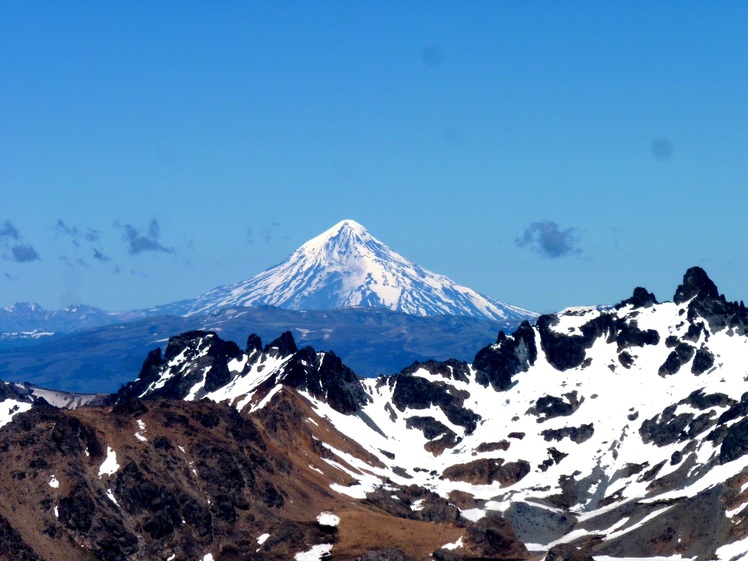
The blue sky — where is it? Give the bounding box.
[1,2,747,314]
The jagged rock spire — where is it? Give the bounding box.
[674,266,720,304]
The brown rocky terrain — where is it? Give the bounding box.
[0,387,526,560]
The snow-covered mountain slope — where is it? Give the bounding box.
[117,267,748,560]
[0,381,104,428]
[158,220,536,322]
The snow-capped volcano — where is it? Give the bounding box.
[162,219,536,321]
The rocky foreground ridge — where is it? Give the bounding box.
[1,267,748,560]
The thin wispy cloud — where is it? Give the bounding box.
[120,219,174,255]
[516,220,581,259]
[246,221,281,245]
[55,219,99,246]
[0,221,19,240]
[92,248,111,262]
[11,244,40,263]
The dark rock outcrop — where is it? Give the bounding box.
[400,359,471,383]
[273,344,369,414]
[720,417,748,464]
[473,321,537,391]
[442,458,530,486]
[535,311,659,372]
[460,513,529,559]
[528,392,583,422]
[617,287,658,309]
[542,424,595,444]
[674,267,720,305]
[391,374,479,434]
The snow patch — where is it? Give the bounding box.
[316,511,340,527]
[98,446,120,478]
[442,536,463,550]
[294,543,333,561]
[0,399,32,428]
[717,535,748,561]
[106,489,119,506]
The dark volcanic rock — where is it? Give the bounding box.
[401,359,471,383]
[535,309,659,372]
[640,405,695,446]
[276,346,368,414]
[504,501,577,546]
[391,374,479,434]
[617,287,658,309]
[473,321,537,391]
[692,346,715,375]
[476,440,510,453]
[115,330,242,401]
[658,343,695,376]
[364,486,461,525]
[528,392,583,422]
[405,416,454,441]
[246,333,263,353]
[684,389,734,411]
[264,330,298,356]
[674,267,719,305]
[720,417,748,464]
[542,424,595,444]
[671,267,748,336]
[116,328,369,415]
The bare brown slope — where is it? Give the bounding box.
[0,389,525,560]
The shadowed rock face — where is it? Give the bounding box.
[461,513,530,560]
[473,321,537,390]
[617,287,658,309]
[674,267,720,305]
[113,330,369,415]
[390,373,480,434]
[0,513,42,561]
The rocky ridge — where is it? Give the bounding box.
[2,267,748,560]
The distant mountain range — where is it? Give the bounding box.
[0,221,536,392]
[3,267,748,560]
[0,220,535,337]
[0,306,515,393]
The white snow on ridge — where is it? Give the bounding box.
[285,294,748,549]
